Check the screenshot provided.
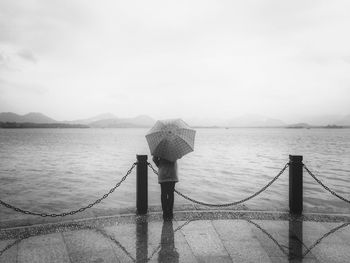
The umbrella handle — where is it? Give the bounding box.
[152,156,160,167]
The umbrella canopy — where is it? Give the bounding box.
[146,119,196,162]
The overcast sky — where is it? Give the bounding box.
[0,0,350,122]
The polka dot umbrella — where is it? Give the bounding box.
[145,119,196,162]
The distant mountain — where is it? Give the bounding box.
[185,117,227,127]
[89,119,143,128]
[0,112,19,122]
[1,111,349,128]
[0,112,57,123]
[286,123,312,128]
[0,112,155,127]
[68,113,117,124]
[127,115,156,127]
[0,122,89,129]
[89,115,155,128]
[297,114,343,126]
[226,114,286,127]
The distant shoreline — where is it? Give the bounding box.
[0,122,89,129]
[1,112,350,129]
[1,122,349,129]
[194,126,350,129]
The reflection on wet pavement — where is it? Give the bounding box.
[1,212,350,262]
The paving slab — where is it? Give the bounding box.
[0,210,350,263]
[249,221,289,258]
[330,223,350,244]
[17,233,70,263]
[147,221,185,263]
[62,229,120,263]
[99,225,136,263]
[104,222,139,262]
[179,220,232,262]
[212,220,272,263]
[0,239,17,263]
[302,222,350,263]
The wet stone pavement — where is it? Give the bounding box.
[1,210,350,263]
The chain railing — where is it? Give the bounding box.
[148,162,289,207]
[2,157,349,218]
[304,165,350,204]
[0,163,137,217]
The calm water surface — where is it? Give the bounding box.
[0,128,350,221]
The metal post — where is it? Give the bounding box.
[289,155,303,215]
[136,155,148,215]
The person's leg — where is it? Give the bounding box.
[164,182,171,218]
[168,182,175,218]
[162,182,173,219]
[160,183,167,218]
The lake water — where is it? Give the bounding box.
[0,128,350,221]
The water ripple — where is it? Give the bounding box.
[1,128,350,220]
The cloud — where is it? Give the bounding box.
[0,0,90,55]
[0,47,37,71]
[0,78,47,95]
[342,56,350,64]
[0,49,14,71]
[17,50,37,63]
[0,0,350,120]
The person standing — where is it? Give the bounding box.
[152,156,178,220]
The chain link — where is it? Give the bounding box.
[148,162,159,176]
[148,162,289,207]
[0,163,137,217]
[304,165,350,204]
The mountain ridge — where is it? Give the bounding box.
[1,112,350,127]
[66,113,118,124]
[0,112,156,128]
[225,114,286,127]
[89,115,155,128]
[0,112,57,123]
